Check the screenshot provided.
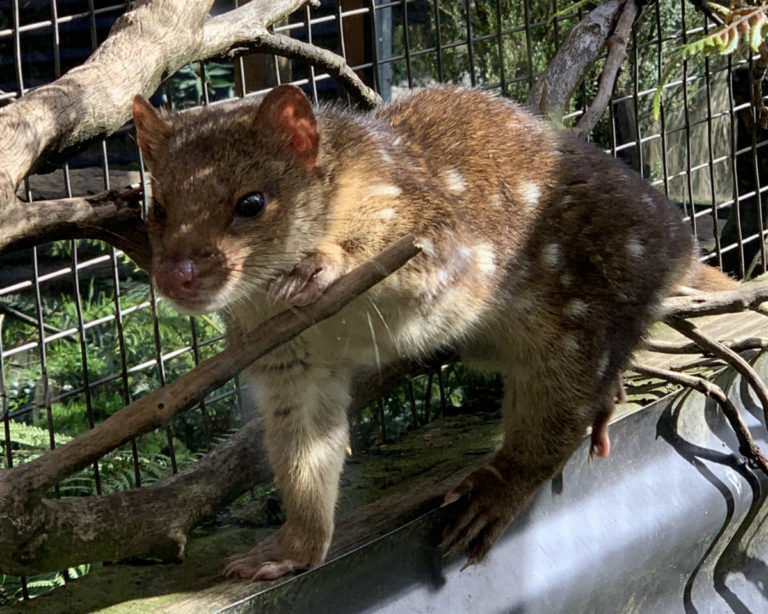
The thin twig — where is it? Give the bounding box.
[644,336,768,354]
[630,361,768,474]
[220,28,382,108]
[661,279,768,318]
[668,317,768,430]
[573,0,639,139]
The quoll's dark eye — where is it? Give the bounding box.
[153,201,167,220]
[235,192,267,218]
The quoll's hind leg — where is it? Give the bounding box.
[441,365,598,567]
[225,354,350,581]
[589,374,626,460]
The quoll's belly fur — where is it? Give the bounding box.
[133,84,725,580]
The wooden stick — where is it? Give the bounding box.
[668,317,768,432]
[0,235,420,497]
[630,361,768,475]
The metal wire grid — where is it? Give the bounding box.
[0,0,767,590]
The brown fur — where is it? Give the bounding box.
[132,85,727,580]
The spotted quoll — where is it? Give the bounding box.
[132,85,733,580]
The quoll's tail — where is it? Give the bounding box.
[673,258,738,295]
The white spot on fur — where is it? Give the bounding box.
[561,194,572,206]
[642,194,656,209]
[473,243,496,277]
[379,149,394,165]
[489,193,502,208]
[444,168,466,193]
[417,237,435,257]
[541,243,562,271]
[564,299,589,319]
[626,238,644,260]
[378,208,397,219]
[393,136,403,147]
[363,184,402,200]
[519,181,541,210]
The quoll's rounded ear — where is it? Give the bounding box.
[256,85,319,168]
[132,95,174,164]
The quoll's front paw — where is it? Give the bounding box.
[224,526,328,582]
[441,463,518,569]
[269,251,346,307]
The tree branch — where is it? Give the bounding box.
[0,235,420,574]
[0,0,314,203]
[630,361,768,474]
[661,280,768,318]
[213,29,382,108]
[525,0,624,118]
[644,336,768,354]
[573,0,639,139]
[668,317,768,430]
[2,186,149,270]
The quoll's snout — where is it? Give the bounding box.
[154,258,200,301]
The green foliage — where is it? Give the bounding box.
[0,565,91,604]
[653,2,768,119]
[163,62,236,109]
[354,364,500,449]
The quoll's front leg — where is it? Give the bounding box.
[441,365,598,567]
[225,348,351,581]
[268,248,348,307]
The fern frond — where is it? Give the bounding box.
[653,4,768,119]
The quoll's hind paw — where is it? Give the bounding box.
[440,465,512,568]
[224,553,305,582]
[223,527,326,582]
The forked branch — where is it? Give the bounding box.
[630,361,768,474]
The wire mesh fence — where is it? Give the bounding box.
[1,0,767,601]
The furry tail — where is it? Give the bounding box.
[674,259,737,294]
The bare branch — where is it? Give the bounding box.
[525,0,624,118]
[0,235,419,490]
[214,29,383,108]
[630,361,768,474]
[1,186,149,270]
[668,317,768,430]
[0,0,313,202]
[644,336,768,354]
[661,279,768,319]
[573,0,638,139]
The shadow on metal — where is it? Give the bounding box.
[219,356,768,614]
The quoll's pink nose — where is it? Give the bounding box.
[154,258,199,298]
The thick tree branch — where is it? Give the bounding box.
[526,0,624,118]
[0,0,313,203]
[573,0,638,139]
[2,186,149,270]
[0,236,420,574]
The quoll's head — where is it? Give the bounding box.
[132,85,324,314]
